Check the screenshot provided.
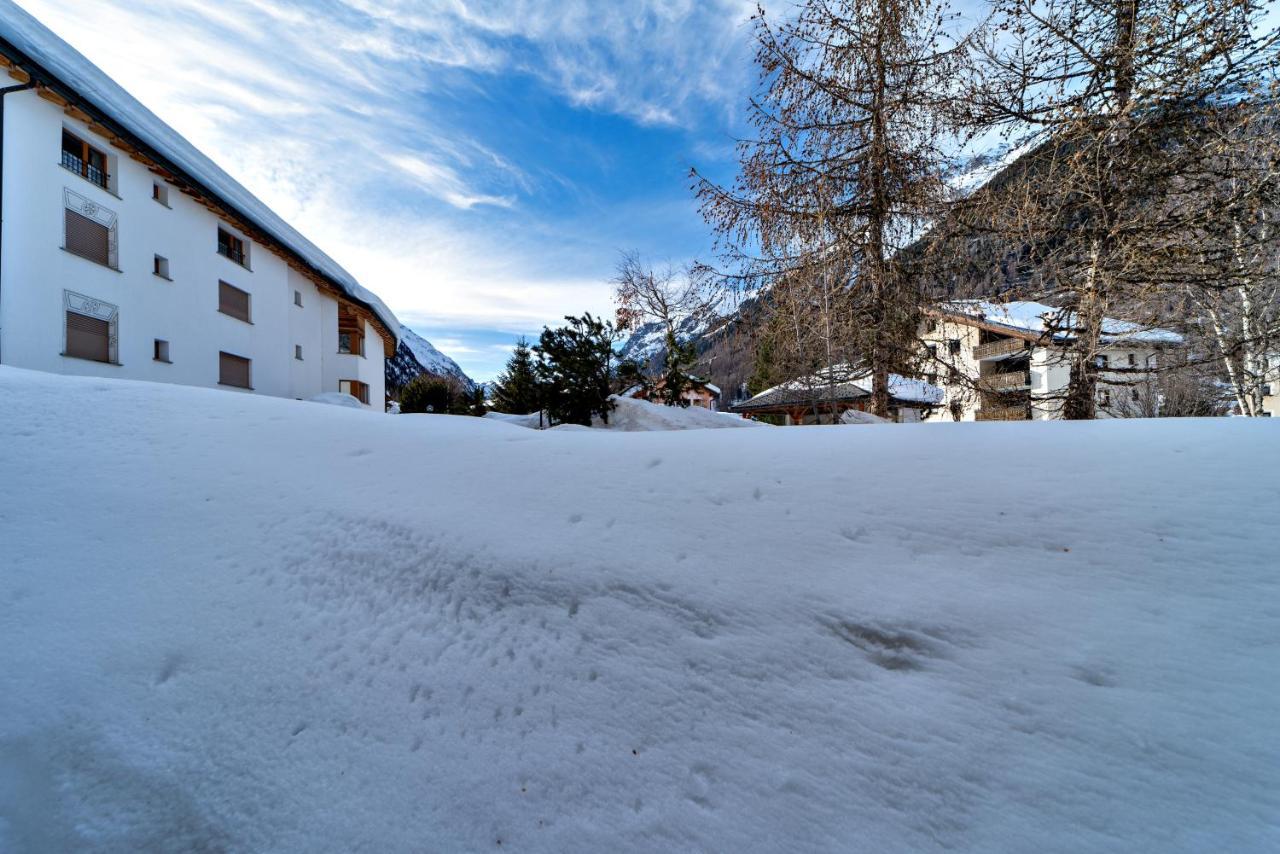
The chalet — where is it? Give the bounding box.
[732,367,942,424]
[0,2,397,407]
[920,301,1182,421]
[624,376,722,411]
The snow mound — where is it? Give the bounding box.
[598,395,761,431]
[839,409,891,425]
[1,365,1277,852]
[308,392,366,409]
[484,410,544,429]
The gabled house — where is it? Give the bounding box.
[0,1,397,407]
[732,366,942,424]
[624,376,722,411]
[920,301,1182,421]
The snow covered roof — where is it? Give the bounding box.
[734,366,943,412]
[938,301,1183,346]
[0,0,398,344]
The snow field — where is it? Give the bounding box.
[0,366,1277,852]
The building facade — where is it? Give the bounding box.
[920,302,1180,421]
[0,5,397,407]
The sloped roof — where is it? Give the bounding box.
[937,301,1182,346]
[0,0,398,343]
[734,366,942,412]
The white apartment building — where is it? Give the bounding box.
[0,2,397,407]
[921,301,1182,421]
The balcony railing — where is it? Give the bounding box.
[976,404,1031,421]
[973,337,1028,361]
[981,371,1031,392]
[61,150,108,189]
[217,242,246,266]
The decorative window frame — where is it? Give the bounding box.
[63,289,119,365]
[63,188,119,270]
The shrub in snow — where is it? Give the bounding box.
[400,375,466,415]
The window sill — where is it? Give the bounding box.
[61,352,121,366]
[58,163,121,199]
[60,247,121,272]
[216,251,252,272]
[217,309,253,325]
[153,272,173,282]
[153,199,172,209]
[218,382,254,391]
[337,351,366,359]
[154,358,172,364]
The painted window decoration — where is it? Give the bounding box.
[62,290,118,364]
[63,189,118,269]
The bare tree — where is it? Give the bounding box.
[956,0,1278,418]
[694,0,968,418]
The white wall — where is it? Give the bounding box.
[0,88,386,408]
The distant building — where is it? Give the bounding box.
[0,3,398,407]
[624,377,721,411]
[731,367,942,424]
[920,301,1182,421]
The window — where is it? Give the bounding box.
[337,304,364,356]
[152,182,170,206]
[154,339,171,363]
[63,190,117,268]
[1131,388,1140,402]
[1098,389,1111,406]
[947,339,961,356]
[295,344,303,361]
[294,290,303,307]
[926,344,938,360]
[1095,355,1110,369]
[217,227,248,267]
[219,351,252,389]
[218,281,251,323]
[339,379,370,405]
[62,291,118,364]
[926,373,938,386]
[1127,353,1136,367]
[153,255,170,280]
[61,129,109,189]
[924,319,937,333]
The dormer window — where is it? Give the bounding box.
[217,227,248,267]
[61,129,109,190]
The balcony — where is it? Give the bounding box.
[976,404,1030,421]
[973,337,1028,361]
[980,371,1031,392]
[60,149,108,190]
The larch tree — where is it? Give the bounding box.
[959,0,1278,418]
[694,0,967,417]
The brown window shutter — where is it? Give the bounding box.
[66,311,110,362]
[65,209,110,266]
[219,351,251,388]
[218,281,251,322]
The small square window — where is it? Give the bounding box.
[152,183,169,206]
[154,339,170,362]
[153,255,170,279]
[294,290,303,307]
[295,344,303,360]
[947,339,961,356]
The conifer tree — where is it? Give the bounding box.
[533,314,619,426]
[491,337,540,414]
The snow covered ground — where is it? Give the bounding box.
[484,396,760,432]
[1,366,1277,852]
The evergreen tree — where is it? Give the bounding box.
[659,329,697,407]
[469,386,488,417]
[400,376,456,414]
[533,313,619,426]
[491,337,540,414]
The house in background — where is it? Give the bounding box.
[920,301,1182,421]
[732,367,942,424]
[0,2,397,407]
[624,376,721,411]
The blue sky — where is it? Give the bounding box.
[18,0,762,379]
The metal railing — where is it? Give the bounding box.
[973,337,1028,360]
[61,149,109,189]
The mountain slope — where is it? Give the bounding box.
[386,325,476,395]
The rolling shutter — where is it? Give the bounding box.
[219,351,251,388]
[65,208,110,266]
[65,311,110,362]
[218,281,251,322]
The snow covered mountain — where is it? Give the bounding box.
[386,325,476,394]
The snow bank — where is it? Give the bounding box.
[839,409,891,425]
[308,391,367,409]
[1,366,1277,852]
[597,395,759,431]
